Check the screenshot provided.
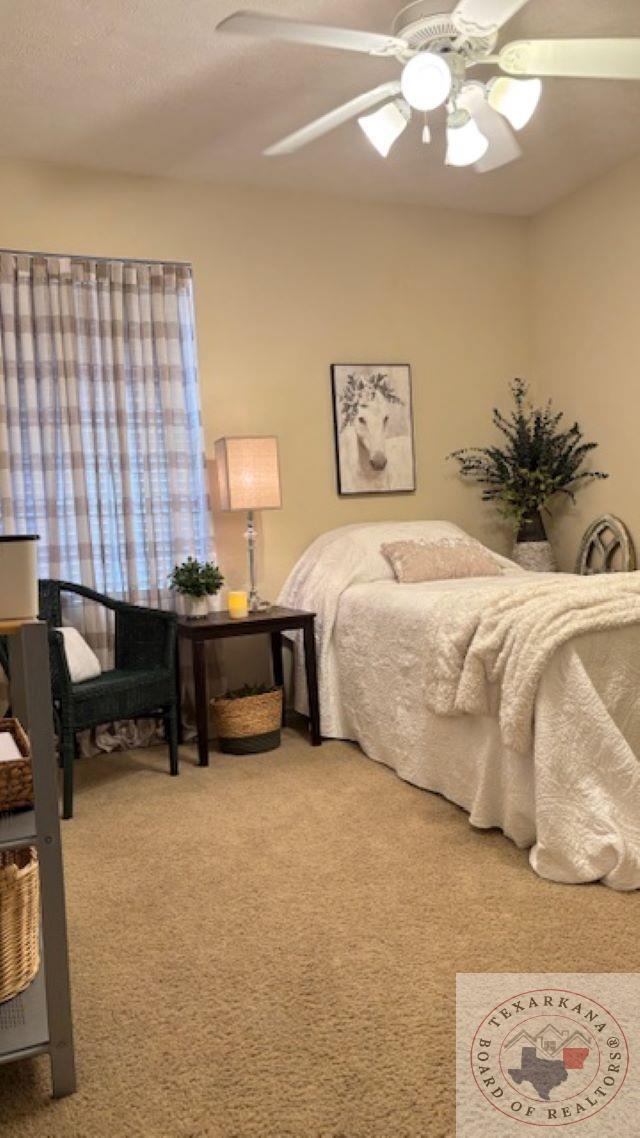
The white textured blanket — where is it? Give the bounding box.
[424,572,640,753]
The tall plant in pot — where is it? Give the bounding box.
[448,380,608,571]
[169,557,224,618]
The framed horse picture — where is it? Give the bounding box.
[331,364,416,496]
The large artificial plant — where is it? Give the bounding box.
[448,379,607,540]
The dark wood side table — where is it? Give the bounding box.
[177,605,321,766]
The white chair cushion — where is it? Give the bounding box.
[56,626,102,683]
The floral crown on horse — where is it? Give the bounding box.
[339,372,404,431]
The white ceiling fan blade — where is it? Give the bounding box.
[458,83,522,172]
[452,0,532,36]
[216,10,406,56]
[499,38,640,79]
[263,82,402,156]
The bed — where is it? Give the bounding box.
[279,521,640,891]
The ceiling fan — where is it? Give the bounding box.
[217,0,640,172]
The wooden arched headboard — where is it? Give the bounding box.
[576,515,636,575]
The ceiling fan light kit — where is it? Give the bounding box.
[486,76,542,130]
[446,108,489,166]
[400,52,452,111]
[358,100,411,158]
[218,3,640,175]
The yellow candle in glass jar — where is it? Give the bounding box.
[228,590,248,619]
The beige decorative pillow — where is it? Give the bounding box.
[381,537,503,583]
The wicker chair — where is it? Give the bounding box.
[0,580,179,820]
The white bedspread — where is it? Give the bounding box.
[279,523,640,890]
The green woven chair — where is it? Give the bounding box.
[0,580,179,820]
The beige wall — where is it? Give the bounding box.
[0,152,636,676]
[530,154,640,570]
[0,159,530,600]
[2,156,635,588]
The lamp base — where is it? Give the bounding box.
[249,590,271,614]
[246,511,272,613]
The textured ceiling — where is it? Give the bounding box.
[2,0,640,214]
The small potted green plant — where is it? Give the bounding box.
[211,683,283,754]
[448,379,607,570]
[169,557,225,618]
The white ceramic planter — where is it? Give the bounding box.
[207,593,224,614]
[511,540,557,573]
[183,595,210,619]
[0,535,39,620]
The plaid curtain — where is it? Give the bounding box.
[0,252,210,662]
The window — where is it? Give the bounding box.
[0,252,211,616]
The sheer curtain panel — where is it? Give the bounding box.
[0,253,210,661]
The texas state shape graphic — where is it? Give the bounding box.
[508,1048,569,1101]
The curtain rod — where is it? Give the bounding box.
[0,247,192,268]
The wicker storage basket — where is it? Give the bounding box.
[0,718,33,812]
[212,688,283,754]
[0,846,40,1003]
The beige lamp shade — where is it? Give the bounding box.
[214,436,282,511]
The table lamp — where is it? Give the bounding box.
[214,436,282,612]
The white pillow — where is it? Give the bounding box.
[381,537,504,582]
[56,627,102,683]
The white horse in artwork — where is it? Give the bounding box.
[338,374,413,493]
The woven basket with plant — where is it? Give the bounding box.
[0,718,33,812]
[211,684,283,754]
[0,846,40,1004]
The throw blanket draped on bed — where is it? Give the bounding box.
[425,572,640,753]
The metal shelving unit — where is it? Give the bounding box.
[0,621,76,1097]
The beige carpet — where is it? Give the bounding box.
[1,728,639,1138]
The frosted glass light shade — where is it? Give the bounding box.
[487,77,542,130]
[445,110,489,167]
[400,53,452,112]
[214,436,282,511]
[358,99,410,157]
